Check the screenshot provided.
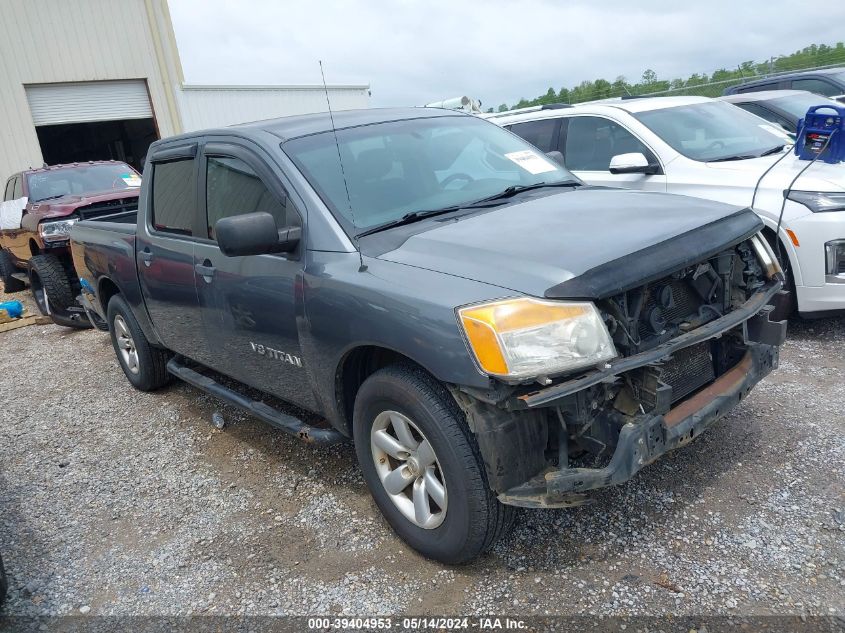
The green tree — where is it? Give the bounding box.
[498,40,845,110]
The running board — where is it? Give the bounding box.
[166,358,347,445]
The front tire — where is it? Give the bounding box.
[107,294,170,391]
[0,249,25,293]
[353,364,513,564]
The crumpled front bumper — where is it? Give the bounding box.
[498,322,784,509]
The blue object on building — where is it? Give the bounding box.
[0,300,24,319]
[795,104,845,164]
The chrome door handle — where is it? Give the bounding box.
[195,262,216,281]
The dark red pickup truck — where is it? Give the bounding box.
[0,161,140,327]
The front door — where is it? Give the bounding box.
[560,116,667,192]
[136,146,207,360]
[192,141,313,408]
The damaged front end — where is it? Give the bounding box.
[455,229,788,508]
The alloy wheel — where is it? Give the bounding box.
[113,314,140,375]
[370,410,448,529]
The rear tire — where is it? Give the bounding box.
[353,363,513,564]
[28,254,74,316]
[0,250,25,293]
[107,294,170,391]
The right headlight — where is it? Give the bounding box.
[457,297,617,380]
[786,191,845,213]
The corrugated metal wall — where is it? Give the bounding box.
[177,85,371,131]
[0,0,371,183]
[0,0,181,180]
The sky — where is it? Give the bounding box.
[167,0,845,109]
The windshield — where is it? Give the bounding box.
[769,93,842,120]
[283,115,577,232]
[26,163,140,202]
[634,101,789,162]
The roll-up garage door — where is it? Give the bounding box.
[25,80,153,126]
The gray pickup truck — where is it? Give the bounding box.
[69,107,786,563]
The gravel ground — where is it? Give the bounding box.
[0,281,843,620]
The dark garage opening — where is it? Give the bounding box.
[35,118,158,172]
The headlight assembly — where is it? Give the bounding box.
[457,297,617,380]
[38,218,77,243]
[786,191,845,213]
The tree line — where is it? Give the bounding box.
[490,42,845,112]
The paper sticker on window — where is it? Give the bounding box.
[121,173,142,187]
[504,150,557,175]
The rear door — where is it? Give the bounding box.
[136,143,208,360]
[558,115,667,191]
[192,139,314,408]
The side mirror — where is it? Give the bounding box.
[608,152,659,175]
[215,212,300,257]
[545,150,565,166]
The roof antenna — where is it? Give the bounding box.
[319,60,366,272]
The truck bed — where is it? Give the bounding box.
[70,217,140,323]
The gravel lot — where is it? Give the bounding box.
[1,281,843,621]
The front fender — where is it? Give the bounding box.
[300,252,509,427]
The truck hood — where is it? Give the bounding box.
[29,188,140,220]
[705,150,845,193]
[371,188,762,299]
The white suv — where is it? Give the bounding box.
[489,97,845,317]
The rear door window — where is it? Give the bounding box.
[3,178,15,201]
[506,119,560,152]
[12,177,23,200]
[151,159,196,236]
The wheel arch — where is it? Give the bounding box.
[335,344,440,435]
[759,222,802,286]
[97,276,121,315]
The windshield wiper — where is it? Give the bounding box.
[355,207,464,239]
[354,181,581,239]
[708,154,761,163]
[710,145,788,163]
[463,180,581,206]
[32,194,66,202]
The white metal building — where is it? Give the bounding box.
[0,0,370,179]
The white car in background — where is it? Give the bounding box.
[489,97,845,317]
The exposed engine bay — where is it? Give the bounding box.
[456,236,786,507]
[599,239,766,357]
